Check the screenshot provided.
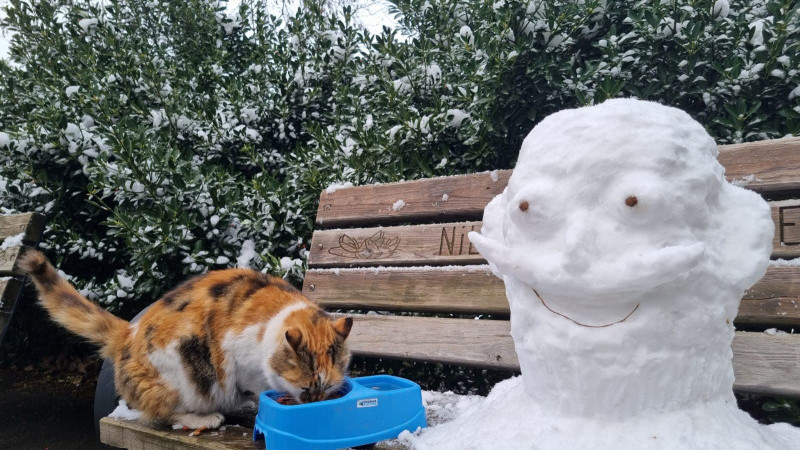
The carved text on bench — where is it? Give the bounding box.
[0,248,19,268]
[780,204,800,246]
[440,225,480,256]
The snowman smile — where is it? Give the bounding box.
[532,288,640,328]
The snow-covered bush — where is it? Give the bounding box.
[0,0,318,315]
[0,0,798,318]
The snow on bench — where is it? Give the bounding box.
[0,212,46,345]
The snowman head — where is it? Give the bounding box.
[470,99,772,302]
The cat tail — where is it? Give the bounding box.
[19,250,129,358]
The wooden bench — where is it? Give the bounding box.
[0,212,47,346]
[99,137,800,449]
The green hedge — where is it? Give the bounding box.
[0,0,797,317]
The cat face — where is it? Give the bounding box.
[271,309,353,403]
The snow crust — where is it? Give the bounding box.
[409,99,800,449]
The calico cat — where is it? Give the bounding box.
[20,250,352,429]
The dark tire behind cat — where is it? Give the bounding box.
[94,304,152,448]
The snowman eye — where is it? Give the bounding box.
[519,201,529,212]
[625,196,638,207]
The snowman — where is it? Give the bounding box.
[410,99,800,449]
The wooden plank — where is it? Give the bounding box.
[0,246,25,277]
[315,171,511,228]
[99,416,408,450]
[315,139,800,228]
[732,331,800,397]
[99,417,260,450]
[345,315,800,396]
[0,212,46,244]
[310,202,800,267]
[306,266,800,325]
[309,222,484,268]
[739,266,800,326]
[346,314,519,370]
[718,136,800,194]
[305,267,508,315]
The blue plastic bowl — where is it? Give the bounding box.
[253,375,427,449]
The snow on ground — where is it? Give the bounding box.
[108,400,142,421]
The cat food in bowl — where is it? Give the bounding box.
[253,375,426,449]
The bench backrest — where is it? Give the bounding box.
[302,137,800,398]
[0,212,47,345]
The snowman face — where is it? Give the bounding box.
[470,99,773,304]
[499,163,711,299]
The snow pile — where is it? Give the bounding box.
[1,232,24,250]
[325,181,354,194]
[108,400,142,421]
[408,99,800,449]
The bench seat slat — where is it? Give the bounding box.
[731,332,800,397]
[344,314,800,397]
[310,200,800,267]
[346,314,519,370]
[315,138,800,228]
[99,417,257,450]
[309,221,484,268]
[718,136,800,193]
[0,212,46,244]
[315,171,510,228]
[305,266,508,315]
[307,266,800,326]
[739,266,800,326]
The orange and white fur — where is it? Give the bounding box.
[20,250,352,429]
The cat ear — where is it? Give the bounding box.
[285,328,302,352]
[333,317,353,339]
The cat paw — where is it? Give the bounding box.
[172,412,225,429]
